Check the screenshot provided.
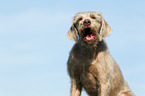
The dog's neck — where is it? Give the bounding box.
[79,43,97,55]
[77,40,108,59]
[78,39,107,49]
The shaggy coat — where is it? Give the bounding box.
[66,12,135,96]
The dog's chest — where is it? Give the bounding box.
[69,54,100,94]
[69,52,94,75]
[69,46,98,77]
[80,71,100,94]
[71,62,100,94]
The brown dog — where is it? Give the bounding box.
[66,12,135,96]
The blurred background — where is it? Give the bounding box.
[0,0,145,96]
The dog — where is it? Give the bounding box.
[66,12,135,96]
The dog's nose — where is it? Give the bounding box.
[83,19,91,26]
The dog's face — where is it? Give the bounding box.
[73,12,102,44]
[67,12,112,45]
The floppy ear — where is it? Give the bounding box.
[66,25,78,42]
[99,17,112,41]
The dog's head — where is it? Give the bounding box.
[66,12,112,45]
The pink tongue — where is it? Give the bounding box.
[85,34,95,40]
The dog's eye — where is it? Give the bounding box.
[77,17,83,22]
[91,15,96,19]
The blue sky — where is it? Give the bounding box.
[0,0,145,96]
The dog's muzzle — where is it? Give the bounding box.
[81,19,96,42]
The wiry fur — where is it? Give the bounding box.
[66,12,135,96]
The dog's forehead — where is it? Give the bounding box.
[73,12,102,23]
[75,12,101,18]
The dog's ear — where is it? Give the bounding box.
[66,25,78,42]
[99,16,112,41]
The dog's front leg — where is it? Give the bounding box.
[71,78,82,96]
[101,82,110,96]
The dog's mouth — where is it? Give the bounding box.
[82,28,96,41]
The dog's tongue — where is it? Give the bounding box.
[85,34,95,40]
